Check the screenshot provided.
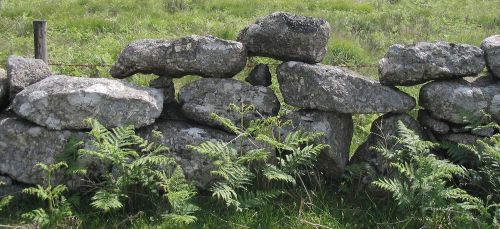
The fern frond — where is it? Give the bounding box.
[22,208,50,226]
[236,149,269,163]
[210,182,239,209]
[188,141,237,161]
[23,185,49,200]
[0,195,13,210]
[90,190,123,212]
[263,165,296,185]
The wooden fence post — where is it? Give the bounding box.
[33,20,48,63]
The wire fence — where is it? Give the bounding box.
[47,62,379,69]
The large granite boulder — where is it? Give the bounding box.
[0,68,7,109]
[419,76,500,125]
[379,42,485,86]
[139,120,271,189]
[110,35,247,79]
[0,113,86,185]
[277,61,415,114]
[179,78,280,130]
[245,64,272,87]
[7,55,51,98]
[350,113,424,183]
[12,75,163,130]
[238,12,330,63]
[481,35,500,79]
[282,110,353,178]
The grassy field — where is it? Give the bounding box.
[1,0,500,228]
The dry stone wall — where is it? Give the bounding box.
[0,12,499,192]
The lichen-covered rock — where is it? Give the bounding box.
[7,55,51,98]
[418,109,450,134]
[12,75,163,130]
[277,61,415,114]
[282,110,353,178]
[238,12,330,63]
[245,64,272,87]
[110,35,247,79]
[0,68,8,109]
[481,35,500,79]
[179,78,280,129]
[379,42,485,86]
[419,76,500,124]
[139,120,271,189]
[350,114,424,184]
[0,113,86,185]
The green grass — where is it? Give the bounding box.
[1,0,499,227]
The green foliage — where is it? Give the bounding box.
[78,118,198,225]
[21,162,79,228]
[0,181,12,212]
[374,121,496,228]
[189,104,328,211]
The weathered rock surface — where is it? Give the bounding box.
[418,109,450,134]
[7,55,51,98]
[12,75,163,130]
[245,64,272,87]
[0,113,86,185]
[439,133,480,145]
[419,76,500,124]
[139,120,271,189]
[179,78,280,129]
[277,61,416,114]
[110,35,247,79]
[282,110,353,178]
[0,68,8,109]
[379,42,485,86]
[481,35,500,79]
[350,113,424,183]
[238,12,330,63]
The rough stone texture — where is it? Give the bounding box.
[245,64,272,87]
[379,42,485,86]
[418,109,450,134]
[481,35,500,79]
[0,113,86,185]
[110,35,247,79]
[7,55,51,98]
[439,133,480,145]
[419,76,500,125]
[139,120,271,189]
[238,12,330,63]
[12,75,163,130]
[0,68,8,109]
[179,78,280,129]
[471,127,496,137]
[277,61,416,114]
[282,110,353,178]
[350,113,424,183]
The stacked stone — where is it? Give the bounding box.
[0,11,498,193]
[377,37,500,144]
[351,35,500,188]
